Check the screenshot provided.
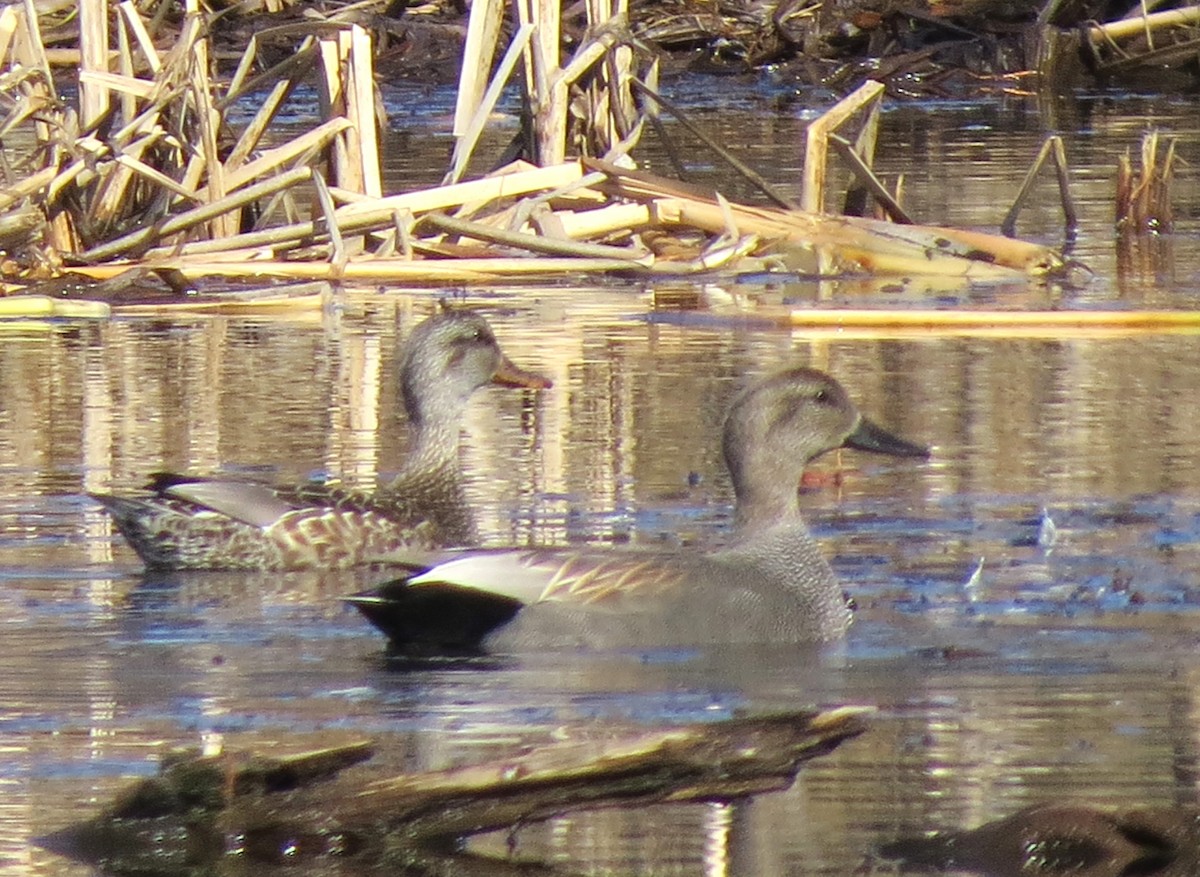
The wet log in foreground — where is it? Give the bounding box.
[47,707,870,876]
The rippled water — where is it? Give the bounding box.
[4,80,1200,875]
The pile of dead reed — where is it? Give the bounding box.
[0,0,1090,292]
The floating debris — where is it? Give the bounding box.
[963,556,985,601]
[0,0,1074,296]
[1038,507,1059,551]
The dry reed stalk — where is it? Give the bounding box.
[74,70,156,99]
[116,5,135,128]
[220,36,314,178]
[340,161,587,220]
[83,64,164,235]
[450,0,505,173]
[78,0,110,129]
[114,151,196,201]
[1002,135,1077,237]
[590,159,1062,277]
[219,37,320,110]
[0,6,20,65]
[0,167,58,213]
[92,136,180,228]
[419,212,653,263]
[346,25,381,198]
[0,295,111,319]
[518,0,566,165]
[310,166,346,266]
[445,22,534,186]
[226,29,261,99]
[828,133,911,223]
[460,170,609,236]
[140,202,404,259]
[311,26,381,206]
[789,308,1200,332]
[515,200,648,240]
[7,0,74,254]
[318,36,357,195]
[80,167,313,261]
[196,118,352,201]
[1116,131,1175,233]
[70,257,657,282]
[1089,5,1200,41]
[186,1,239,240]
[117,0,161,73]
[802,81,885,216]
[630,79,794,209]
[652,197,1058,278]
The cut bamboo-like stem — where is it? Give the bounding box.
[348,25,381,198]
[318,35,356,193]
[452,0,505,140]
[1089,5,1200,41]
[445,23,534,185]
[78,0,111,129]
[803,80,886,215]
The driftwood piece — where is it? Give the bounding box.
[46,708,870,875]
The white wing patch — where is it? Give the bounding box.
[407,549,688,606]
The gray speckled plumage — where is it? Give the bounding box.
[90,309,550,570]
[348,367,929,651]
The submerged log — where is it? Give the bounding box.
[45,707,870,875]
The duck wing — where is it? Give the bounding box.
[157,481,297,528]
[404,547,693,606]
[145,473,382,526]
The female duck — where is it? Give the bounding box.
[91,309,550,570]
[348,367,928,650]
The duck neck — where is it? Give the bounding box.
[394,415,462,483]
[733,485,803,534]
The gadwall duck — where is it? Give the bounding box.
[91,309,551,570]
[347,367,928,651]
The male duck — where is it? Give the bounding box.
[91,309,550,570]
[347,366,929,651]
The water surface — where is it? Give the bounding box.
[3,80,1200,875]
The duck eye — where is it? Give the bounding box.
[814,389,830,404]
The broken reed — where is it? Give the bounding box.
[1116,131,1175,234]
